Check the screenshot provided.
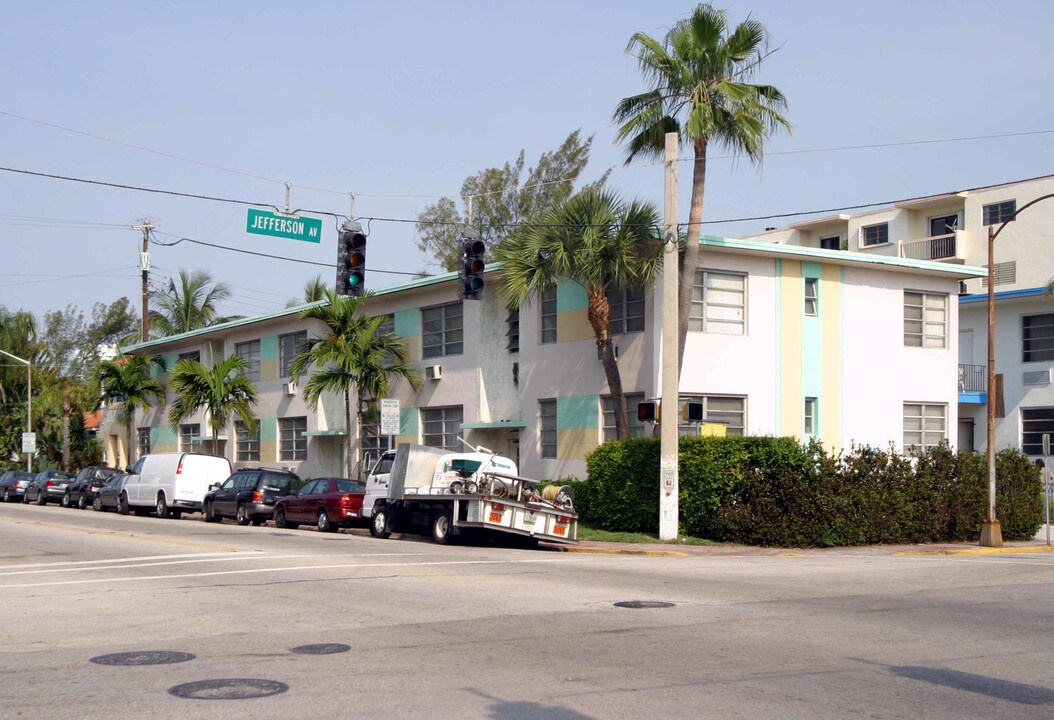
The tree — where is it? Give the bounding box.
[613,3,790,373]
[286,274,329,308]
[289,290,421,478]
[497,189,661,440]
[36,371,95,471]
[95,355,167,468]
[168,356,258,457]
[148,269,236,338]
[40,299,140,379]
[415,130,609,272]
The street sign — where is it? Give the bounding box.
[21,432,36,454]
[380,399,400,436]
[246,209,323,243]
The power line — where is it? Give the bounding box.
[0,266,139,288]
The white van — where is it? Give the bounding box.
[123,453,232,518]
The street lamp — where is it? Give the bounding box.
[982,191,1054,547]
[0,348,32,472]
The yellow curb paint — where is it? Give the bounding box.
[897,545,1054,556]
[777,552,805,557]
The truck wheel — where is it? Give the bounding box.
[370,506,392,539]
[236,503,251,526]
[156,493,169,518]
[431,512,453,545]
[118,493,130,515]
[204,500,219,523]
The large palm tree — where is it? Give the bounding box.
[36,372,95,472]
[168,356,258,456]
[289,290,421,478]
[149,269,236,338]
[95,355,167,467]
[613,3,790,373]
[286,274,329,308]
[497,189,662,440]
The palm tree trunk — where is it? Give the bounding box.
[126,419,134,470]
[61,399,71,472]
[344,387,353,480]
[677,139,708,375]
[586,289,629,440]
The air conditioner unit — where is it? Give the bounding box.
[425,365,442,381]
[282,382,297,396]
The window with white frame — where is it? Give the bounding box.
[540,287,557,344]
[601,393,647,443]
[179,423,200,453]
[235,340,261,381]
[804,397,817,436]
[861,223,889,247]
[1022,313,1054,363]
[1021,407,1054,455]
[904,291,947,348]
[539,399,557,458]
[422,303,463,358]
[689,270,746,334]
[278,331,306,379]
[606,287,645,335]
[279,417,307,461]
[136,428,151,458]
[420,406,463,450]
[678,395,746,436]
[804,278,818,317]
[983,200,1016,226]
[903,403,946,450]
[234,420,260,462]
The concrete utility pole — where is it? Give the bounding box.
[132,218,156,342]
[659,132,680,540]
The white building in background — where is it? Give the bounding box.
[742,173,1054,459]
[102,233,982,481]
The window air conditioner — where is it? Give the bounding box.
[425,365,442,381]
[282,382,297,396]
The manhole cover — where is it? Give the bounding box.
[613,600,676,609]
[90,651,196,666]
[169,679,289,700]
[291,643,351,655]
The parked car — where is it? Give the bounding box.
[64,466,121,509]
[123,452,232,518]
[23,470,76,505]
[93,474,129,512]
[273,477,366,532]
[1,470,36,502]
[203,468,301,526]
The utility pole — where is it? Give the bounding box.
[660,131,680,540]
[132,218,156,342]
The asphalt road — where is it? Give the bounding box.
[1,502,1053,719]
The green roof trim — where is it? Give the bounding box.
[461,421,527,429]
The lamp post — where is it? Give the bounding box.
[981,192,1054,547]
[0,348,31,472]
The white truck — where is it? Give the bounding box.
[363,443,578,546]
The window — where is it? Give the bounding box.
[690,270,746,334]
[804,278,818,317]
[422,303,463,358]
[235,340,261,381]
[983,200,1016,226]
[903,403,946,450]
[375,313,395,338]
[506,308,520,352]
[819,235,841,250]
[178,351,200,363]
[601,393,647,442]
[420,406,463,450]
[1022,313,1054,363]
[235,420,260,462]
[1022,407,1054,455]
[279,417,307,461]
[361,421,391,459]
[539,400,557,458]
[540,287,557,344]
[678,396,746,436]
[861,223,889,247]
[606,287,645,335]
[179,424,200,453]
[279,331,306,378]
[904,291,947,348]
[804,398,817,436]
[136,428,151,457]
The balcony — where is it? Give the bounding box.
[958,363,986,404]
[899,231,965,263]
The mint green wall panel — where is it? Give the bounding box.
[557,395,597,430]
[151,425,177,446]
[259,418,277,442]
[259,336,278,361]
[401,408,419,435]
[394,309,419,337]
[557,281,588,312]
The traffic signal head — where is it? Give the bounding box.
[682,402,703,422]
[637,401,658,422]
[459,228,485,299]
[337,221,367,296]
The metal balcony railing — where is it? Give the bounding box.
[958,364,986,393]
[900,232,961,261]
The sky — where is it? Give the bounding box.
[2,0,1053,325]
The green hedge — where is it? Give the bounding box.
[582,437,1043,547]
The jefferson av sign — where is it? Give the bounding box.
[246,209,322,243]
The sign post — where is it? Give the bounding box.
[1044,434,1051,546]
[246,209,323,243]
[380,399,400,448]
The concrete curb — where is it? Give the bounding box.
[897,544,1054,556]
[541,545,691,557]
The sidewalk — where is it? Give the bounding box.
[541,523,1054,557]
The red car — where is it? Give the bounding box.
[273,477,365,532]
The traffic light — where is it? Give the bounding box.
[459,228,486,299]
[682,402,703,422]
[637,401,658,422]
[336,221,367,296]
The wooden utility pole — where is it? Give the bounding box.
[133,218,156,342]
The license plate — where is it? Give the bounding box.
[522,511,537,529]
[487,511,503,523]
[553,525,566,536]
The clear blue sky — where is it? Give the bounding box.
[2,0,1053,323]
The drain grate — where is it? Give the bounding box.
[169,678,289,700]
[90,651,195,666]
[291,643,351,655]
[613,600,675,609]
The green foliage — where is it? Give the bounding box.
[148,268,237,339]
[583,437,1043,547]
[168,356,258,455]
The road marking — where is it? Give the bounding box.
[1,518,253,552]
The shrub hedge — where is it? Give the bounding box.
[581,436,1043,547]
